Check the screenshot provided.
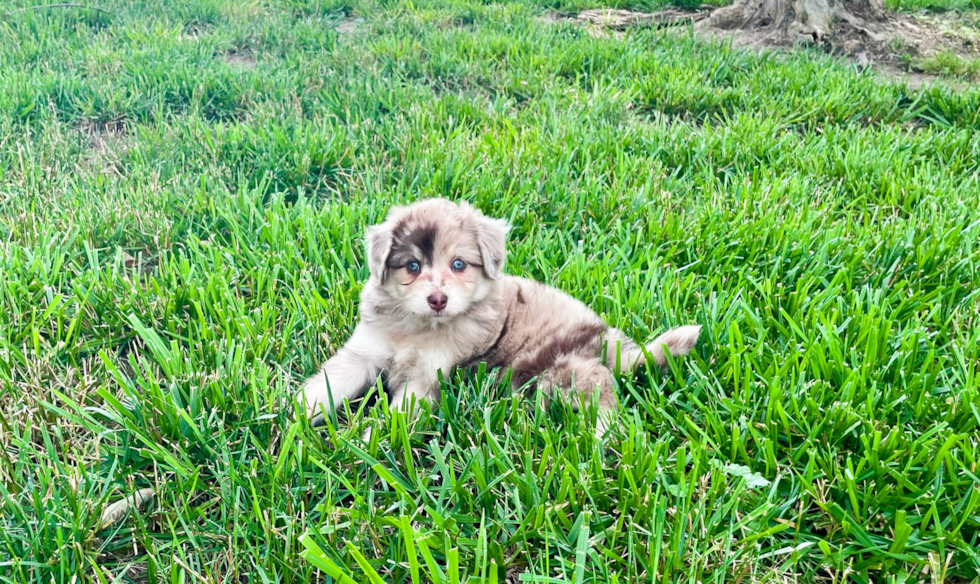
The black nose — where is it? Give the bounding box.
[427,292,447,312]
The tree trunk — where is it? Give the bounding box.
[708,0,885,44]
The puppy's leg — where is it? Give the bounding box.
[360,351,454,442]
[300,324,388,420]
[387,376,440,413]
[389,380,439,412]
[362,376,436,443]
[604,325,701,373]
[374,354,452,438]
[539,355,617,439]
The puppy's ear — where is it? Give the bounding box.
[365,205,409,283]
[473,213,509,280]
[366,223,394,283]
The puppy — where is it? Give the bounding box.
[300,198,701,437]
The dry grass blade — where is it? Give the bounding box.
[98,488,155,530]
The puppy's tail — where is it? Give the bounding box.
[607,325,702,372]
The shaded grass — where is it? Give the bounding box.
[1,0,980,582]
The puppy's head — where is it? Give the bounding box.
[365,198,508,319]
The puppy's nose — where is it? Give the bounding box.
[427,291,448,312]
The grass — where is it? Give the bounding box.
[887,0,980,11]
[913,50,980,80]
[1,0,980,581]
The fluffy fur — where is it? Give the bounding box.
[300,198,701,437]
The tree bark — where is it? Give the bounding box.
[708,0,885,44]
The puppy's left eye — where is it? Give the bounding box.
[451,259,466,272]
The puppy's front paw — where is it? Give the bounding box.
[298,371,330,419]
[595,410,616,440]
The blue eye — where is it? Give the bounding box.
[451,259,466,271]
[406,261,421,274]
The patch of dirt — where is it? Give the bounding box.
[539,8,709,38]
[223,49,256,69]
[121,249,159,277]
[577,8,710,29]
[181,23,211,40]
[537,5,980,87]
[79,120,129,174]
[696,2,980,86]
[535,11,570,25]
[335,17,364,34]
[539,8,710,39]
[879,68,960,90]
[700,8,979,78]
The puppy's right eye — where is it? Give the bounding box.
[406,261,421,274]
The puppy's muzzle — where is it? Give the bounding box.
[427,291,448,312]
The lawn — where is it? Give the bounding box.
[1,0,979,581]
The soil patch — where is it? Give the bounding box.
[336,17,364,34]
[577,7,710,29]
[538,6,980,86]
[697,6,980,83]
[79,120,129,173]
[223,49,256,69]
